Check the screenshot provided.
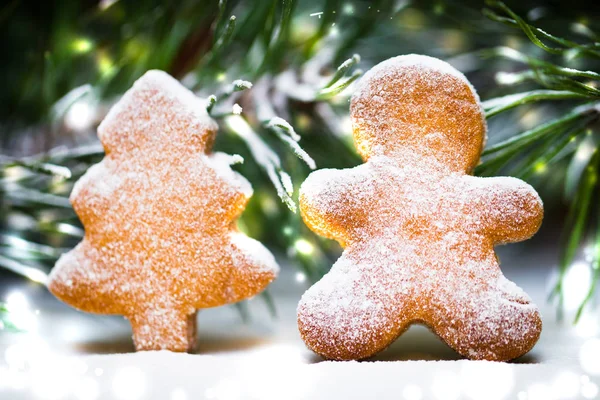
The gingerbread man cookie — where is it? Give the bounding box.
[49,70,279,352]
[297,55,543,361]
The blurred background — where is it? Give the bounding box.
[0,0,599,345]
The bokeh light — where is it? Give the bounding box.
[551,370,581,399]
[581,381,599,399]
[294,239,314,256]
[579,338,600,375]
[65,101,95,131]
[562,261,592,311]
[295,272,307,283]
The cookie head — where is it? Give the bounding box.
[350,55,486,173]
[98,70,218,157]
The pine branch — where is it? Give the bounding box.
[0,303,22,332]
[484,1,600,58]
[481,2,600,319]
[481,104,597,157]
[483,90,589,118]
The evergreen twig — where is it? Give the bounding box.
[483,1,600,319]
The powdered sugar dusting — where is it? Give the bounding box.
[205,152,252,198]
[297,55,543,361]
[48,70,279,352]
[232,103,243,115]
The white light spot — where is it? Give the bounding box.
[5,312,37,336]
[99,0,118,10]
[574,311,599,337]
[341,116,352,135]
[403,384,422,400]
[552,370,580,399]
[65,101,95,131]
[495,71,521,85]
[72,38,93,54]
[232,104,242,115]
[563,261,592,311]
[343,3,354,14]
[310,12,323,18]
[581,382,599,399]
[295,272,307,283]
[294,239,314,256]
[6,291,28,311]
[112,366,146,400]
[575,140,595,162]
[580,338,600,375]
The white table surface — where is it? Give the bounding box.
[0,241,599,400]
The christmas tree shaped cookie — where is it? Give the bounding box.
[49,70,279,352]
[297,55,543,361]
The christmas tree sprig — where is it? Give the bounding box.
[480,0,600,320]
[0,0,365,321]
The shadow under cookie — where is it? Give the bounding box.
[74,333,271,355]
[305,325,541,363]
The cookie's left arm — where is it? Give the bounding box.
[299,168,364,247]
[472,176,544,244]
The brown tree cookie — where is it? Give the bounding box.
[297,55,543,361]
[49,70,279,352]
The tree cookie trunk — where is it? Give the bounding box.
[129,310,198,352]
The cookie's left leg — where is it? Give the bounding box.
[428,277,542,361]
